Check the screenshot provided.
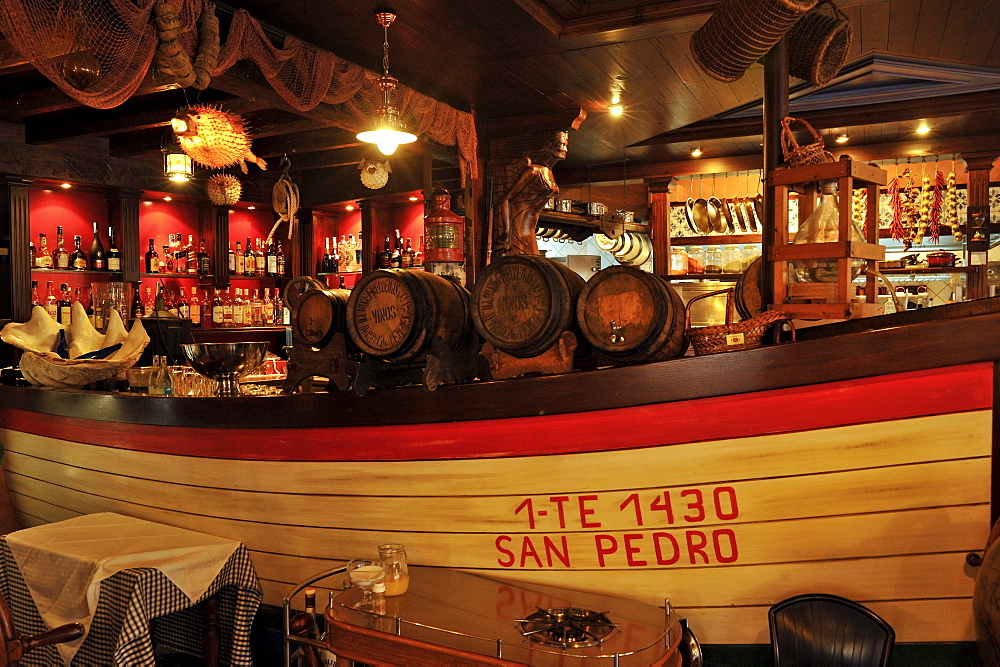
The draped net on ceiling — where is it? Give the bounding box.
[0,0,478,179]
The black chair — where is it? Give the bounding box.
[679,618,703,667]
[769,593,894,667]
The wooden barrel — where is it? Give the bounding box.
[471,254,585,358]
[735,256,764,320]
[576,266,687,364]
[293,288,351,347]
[347,269,474,363]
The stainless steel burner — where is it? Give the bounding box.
[518,607,616,648]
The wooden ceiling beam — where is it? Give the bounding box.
[284,145,372,171]
[632,90,1000,146]
[488,108,587,138]
[297,155,425,208]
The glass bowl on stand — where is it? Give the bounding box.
[180,342,268,397]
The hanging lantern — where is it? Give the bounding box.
[206,174,242,206]
[355,11,418,156]
[163,148,193,182]
[424,188,464,263]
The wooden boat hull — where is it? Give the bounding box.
[0,359,991,646]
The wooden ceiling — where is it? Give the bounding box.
[0,0,998,203]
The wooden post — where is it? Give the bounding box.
[962,152,998,300]
[296,208,315,279]
[646,177,674,278]
[762,36,789,313]
[0,176,33,333]
[360,200,376,276]
[211,206,230,288]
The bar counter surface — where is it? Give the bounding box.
[1,300,999,647]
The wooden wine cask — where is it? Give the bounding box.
[346,269,474,363]
[576,265,687,364]
[471,254,586,358]
[735,256,764,320]
[292,288,351,347]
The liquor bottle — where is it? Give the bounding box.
[250,289,262,326]
[330,237,340,274]
[355,230,363,270]
[44,281,59,320]
[89,284,103,329]
[232,289,244,326]
[244,237,254,276]
[57,283,72,324]
[71,235,87,270]
[36,233,53,268]
[189,287,201,327]
[403,238,415,268]
[415,235,424,267]
[106,227,121,272]
[30,280,41,306]
[29,237,36,268]
[54,226,70,269]
[143,287,154,316]
[130,283,144,321]
[338,275,346,290]
[74,287,84,320]
[243,289,254,326]
[162,245,173,274]
[176,289,189,319]
[254,238,266,276]
[275,241,286,277]
[197,238,211,275]
[234,241,244,275]
[262,289,274,325]
[145,239,159,273]
[321,238,331,273]
[228,242,237,274]
[89,222,105,270]
[222,287,234,327]
[379,235,392,269]
[187,234,198,274]
[340,236,354,273]
[212,289,225,328]
[266,239,278,277]
[281,288,291,326]
[390,234,402,269]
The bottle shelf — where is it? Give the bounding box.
[670,235,762,246]
[317,271,362,276]
[31,268,121,276]
[667,273,744,281]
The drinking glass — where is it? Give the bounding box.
[346,558,385,610]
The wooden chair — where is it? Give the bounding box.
[0,589,83,666]
[769,593,894,667]
[324,614,526,667]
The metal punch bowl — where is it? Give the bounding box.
[180,342,269,397]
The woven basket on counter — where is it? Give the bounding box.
[690,0,818,82]
[780,116,835,167]
[787,0,853,85]
[685,288,793,356]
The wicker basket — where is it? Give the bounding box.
[685,288,792,356]
[780,116,835,167]
[691,0,818,82]
[787,0,853,85]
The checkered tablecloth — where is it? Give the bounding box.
[0,534,261,666]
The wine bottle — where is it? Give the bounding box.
[266,239,278,277]
[145,239,159,273]
[44,281,58,320]
[403,238,415,268]
[321,238,331,274]
[228,242,237,274]
[234,241,244,275]
[197,238,211,275]
[90,283,105,330]
[89,222,105,270]
[275,241,286,277]
[189,287,201,327]
[130,283,145,321]
[106,227,121,272]
[186,234,197,274]
[57,283,72,324]
[54,227,70,269]
[177,289,189,319]
[379,236,392,269]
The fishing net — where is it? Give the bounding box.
[0,1,478,177]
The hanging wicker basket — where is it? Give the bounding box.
[690,0,818,83]
[780,116,835,167]
[787,0,853,85]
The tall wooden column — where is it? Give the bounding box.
[0,176,33,325]
[212,206,230,287]
[646,177,674,278]
[761,37,789,311]
[295,208,315,278]
[108,189,141,286]
[962,152,998,300]
[360,200,376,276]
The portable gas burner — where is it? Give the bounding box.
[518,607,616,648]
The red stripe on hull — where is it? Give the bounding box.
[0,364,991,461]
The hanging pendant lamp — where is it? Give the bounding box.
[356,11,417,156]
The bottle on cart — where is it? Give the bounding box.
[57,283,72,324]
[145,239,159,273]
[130,283,144,321]
[71,236,87,270]
[36,233,52,268]
[107,228,121,272]
[44,281,59,320]
[89,222,105,270]
[54,226,70,269]
[197,238,211,275]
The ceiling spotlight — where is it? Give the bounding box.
[835,133,849,144]
[691,147,703,158]
[345,204,356,212]
[163,196,172,202]
[247,205,256,210]
[916,122,931,135]
[408,196,419,201]
[60,182,72,189]
[608,103,625,116]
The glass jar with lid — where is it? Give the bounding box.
[705,246,723,274]
[741,245,760,272]
[722,245,742,273]
[687,246,706,275]
[669,247,689,275]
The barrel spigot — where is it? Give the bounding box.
[610,320,625,345]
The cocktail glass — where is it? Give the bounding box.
[346,558,386,610]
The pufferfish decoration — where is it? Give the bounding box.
[359,158,391,189]
[206,174,242,206]
[171,105,267,174]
